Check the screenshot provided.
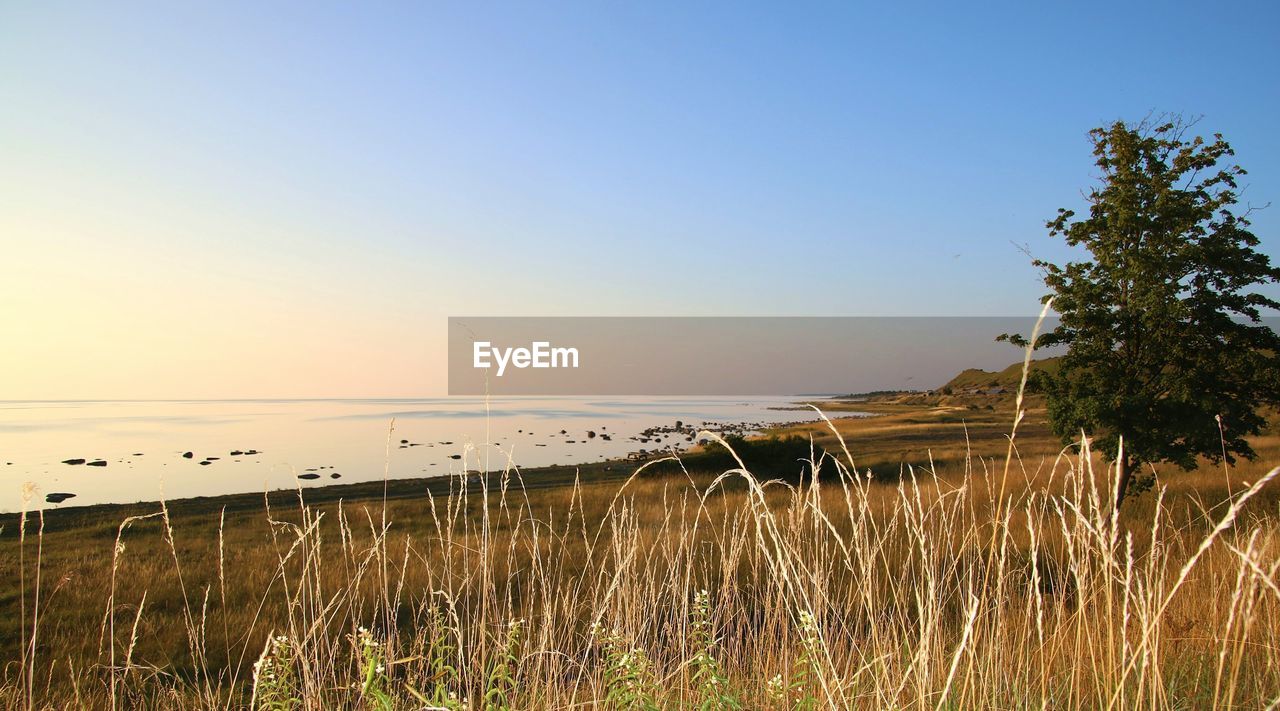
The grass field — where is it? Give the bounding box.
[3,381,1280,709]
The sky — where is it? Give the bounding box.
[2,1,1278,399]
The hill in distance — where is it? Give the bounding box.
[836,357,1061,401]
[940,356,1062,395]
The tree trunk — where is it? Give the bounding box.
[1114,455,1134,513]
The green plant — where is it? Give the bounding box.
[251,634,301,711]
[787,611,821,711]
[354,626,394,711]
[689,589,739,710]
[483,618,523,711]
[1003,114,1280,508]
[409,604,464,709]
[592,622,661,710]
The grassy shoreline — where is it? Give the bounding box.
[5,391,1280,708]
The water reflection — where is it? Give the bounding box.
[0,397,841,511]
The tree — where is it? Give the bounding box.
[1004,115,1280,509]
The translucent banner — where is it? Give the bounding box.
[447,317,1068,396]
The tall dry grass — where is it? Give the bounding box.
[4,352,1280,708]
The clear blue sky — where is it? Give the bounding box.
[2,1,1278,397]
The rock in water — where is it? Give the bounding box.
[87,460,107,467]
[46,492,76,504]
[298,473,321,480]
[182,452,194,459]
[62,458,86,465]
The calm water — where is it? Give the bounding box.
[0,397,835,511]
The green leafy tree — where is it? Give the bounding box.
[1005,115,1280,509]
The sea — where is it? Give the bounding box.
[0,396,846,512]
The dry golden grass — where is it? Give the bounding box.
[3,389,1280,708]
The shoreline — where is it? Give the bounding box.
[4,384,1047,528]
[0,456,634,534]
[0,406,879,532]
[3,397,848,518]
[2,378,1064,527]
